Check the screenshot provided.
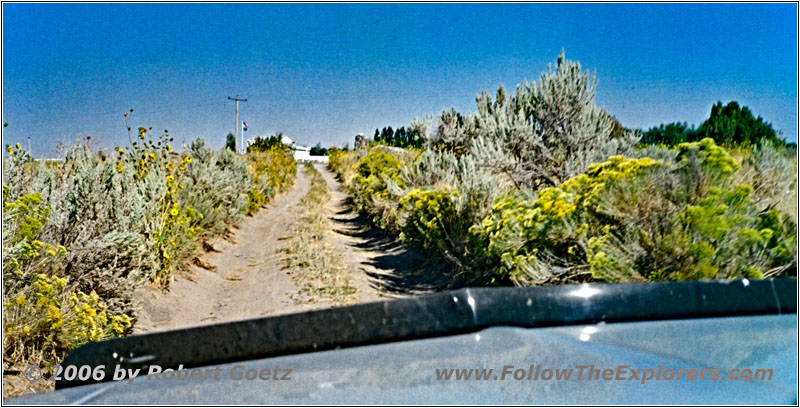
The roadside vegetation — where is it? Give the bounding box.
[246,141,297,215]
[3,50,796,394]
[2,126,296,378]
[282,163,356,304]
[329,51,797,287]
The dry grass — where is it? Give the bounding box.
[282,163,357,304]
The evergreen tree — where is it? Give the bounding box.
[380,127,390,143]
[310,142,328,156]
[640,101,784,147]
[695,101,782,146]
[385,126,394,146]
[225,133,236,151]
[395,127,406,147]
[640,122,695,146]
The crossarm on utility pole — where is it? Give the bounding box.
[227,96,248,153]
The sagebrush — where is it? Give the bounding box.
[2,132,296,376]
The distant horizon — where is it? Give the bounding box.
[3,96,794,159]
[3,3,797,157]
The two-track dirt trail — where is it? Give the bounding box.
[134,164,314,333]
[134,162,446,334]
[315,163,450,296]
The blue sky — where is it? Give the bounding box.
[2,3,797,156]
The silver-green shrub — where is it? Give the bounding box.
[179,139,249,239]
[3,131,291,375]
[3,136,255,315]
[381,139,511,272]
[427,51,637,191]
[734,141,797,220]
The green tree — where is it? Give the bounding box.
[640,122,695,146]
[695,101,782,146]
[395,127,407,147]
[385,126,394,145]
[225,133,236,151]
[310,143,328,156]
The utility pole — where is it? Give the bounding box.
[227,96,247,153]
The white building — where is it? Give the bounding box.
[280,135,295,146]
[280,136,329,164]
[245,135,329,163]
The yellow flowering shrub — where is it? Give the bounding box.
[2,128,266,377]
[246,145,297,215]
[327,148,358,183]
[3,274,131,370]
[469,139,796,285]
[465,155,656,284]
[2,188,67,279]
[3,182,132,370]
[469,156,669,284]
[398,188,465,257]
[349,149,406,213]
[115,129,196,285]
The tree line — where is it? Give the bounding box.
[373,126,425,148]
[639,101,792,148]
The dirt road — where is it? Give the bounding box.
[134,164,314,333]
[317,163,450,296]
[134,163,447,334]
